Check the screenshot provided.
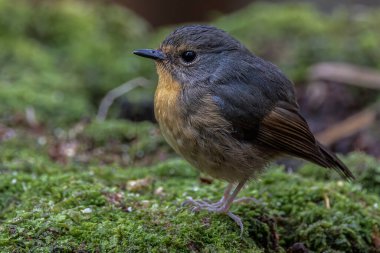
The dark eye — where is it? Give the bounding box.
[181,51,197,63]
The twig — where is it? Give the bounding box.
[97,77,151,121]
[316,108,377,146]
[309,62,380,90]
[323,193,330,209]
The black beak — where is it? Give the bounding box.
[133,49,165,60]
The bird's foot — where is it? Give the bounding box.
[182,196,259,211]
[182,197,244,236]
[182,197,225,211]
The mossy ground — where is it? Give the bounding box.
[1,132,379,252]
[1,1,380,252]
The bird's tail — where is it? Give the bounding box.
[314,142,355,181]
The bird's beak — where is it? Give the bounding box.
[133,49,165,60]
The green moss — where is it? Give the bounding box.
[299,152,380,195]
[83,120,155,145]
[1,141,379,252]
[81,119,169,165]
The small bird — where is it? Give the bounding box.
[133,25,354,234]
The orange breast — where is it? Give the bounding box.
[154,64,184,154]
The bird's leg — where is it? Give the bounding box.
[182,180,247,211]
[209,182,233,208]
[217,180,246,213]
[217,180,247,236]
[182,180,247,236]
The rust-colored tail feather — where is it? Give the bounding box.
[316,143,355,181]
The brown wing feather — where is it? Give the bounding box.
[257,102,354,180]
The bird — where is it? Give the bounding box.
[133,25,354,235]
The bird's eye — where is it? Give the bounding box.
[181,51,197,63]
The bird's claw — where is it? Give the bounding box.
[182,197,224,210]
[227,211,244,237]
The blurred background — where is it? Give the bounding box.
[1,0,380,167]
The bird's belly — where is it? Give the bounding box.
[155,94,270,182]
[159,118,271,182]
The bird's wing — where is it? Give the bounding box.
[256,101,354,180]
[210,57,298,142]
